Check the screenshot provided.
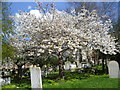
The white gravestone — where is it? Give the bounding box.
[108,61,120,78]
[64,61,71,70]
[0,77,4,87]
[70,62,76,69]
[30,66,42,88]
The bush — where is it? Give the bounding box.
[2,83,31,89]
[64,72,90,80]
[92,65,103,71]
[2,85,17,88]
[46,80,56,84]
[46,73,59,80]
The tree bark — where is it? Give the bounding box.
[105,58,108,74]
[58,59,64,78]
[102,59,105,73]
[17,65,23,79]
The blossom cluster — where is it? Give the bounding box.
[11,4,119,59]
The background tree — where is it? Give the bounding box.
[2,2,15,64]
[111,2,120,66]
[67,2,118,23]
[66,2,119,71]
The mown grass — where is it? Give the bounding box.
[2,74,120,88]
[43,74,119,88]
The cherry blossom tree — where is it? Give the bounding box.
[11,3,119,78]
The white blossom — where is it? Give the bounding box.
[11,4,119,60]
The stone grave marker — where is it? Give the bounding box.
[108,61,120,78]
[70,62,76,69]
[30,66,42,88]
[64,61,71,70]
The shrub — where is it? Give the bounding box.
[2,85,17,88]
[92,65,103,71]
[64,72,90,80]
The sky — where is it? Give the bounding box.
[8,2,119,24]
[9,2,69,15]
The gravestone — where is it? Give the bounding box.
[108,61,120,78]
[30,66,42,88]
[64,61,71,70]
[70,62,76,69]
[0,77,4,87]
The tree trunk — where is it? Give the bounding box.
[105,59,108,74]
[17,65,23,79]
[102,59,105,73]
[93,58,96,66]
[75,62,78,68]
[59,59,64,78]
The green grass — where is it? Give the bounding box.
[2,79,31,89]
[43,75,119,88]
[2,74,120,88]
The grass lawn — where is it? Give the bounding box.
[43,75,119,88]
[2,74,120,88]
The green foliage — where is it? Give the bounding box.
[2,2,14,40]
[64,72,90,80]
[46,73,59,80]
[29,54,59,68]
[2,78,31,89]
[92,65,103,71]
[2,2,15,60]
[43,74,118,88]
[45,79,56,84]
[49,55,59,66]
[16,83,31,88]
[2,42,16,59]
[92,65,107,71]
[2,84,17,88]
[2,84,31,89]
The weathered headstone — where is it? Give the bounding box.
[64,61,71,70]
[30,66,42,88]
[81,62,91,68]
[0,77,4,88]
[108,61,120,78]
[70,62,76,69]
